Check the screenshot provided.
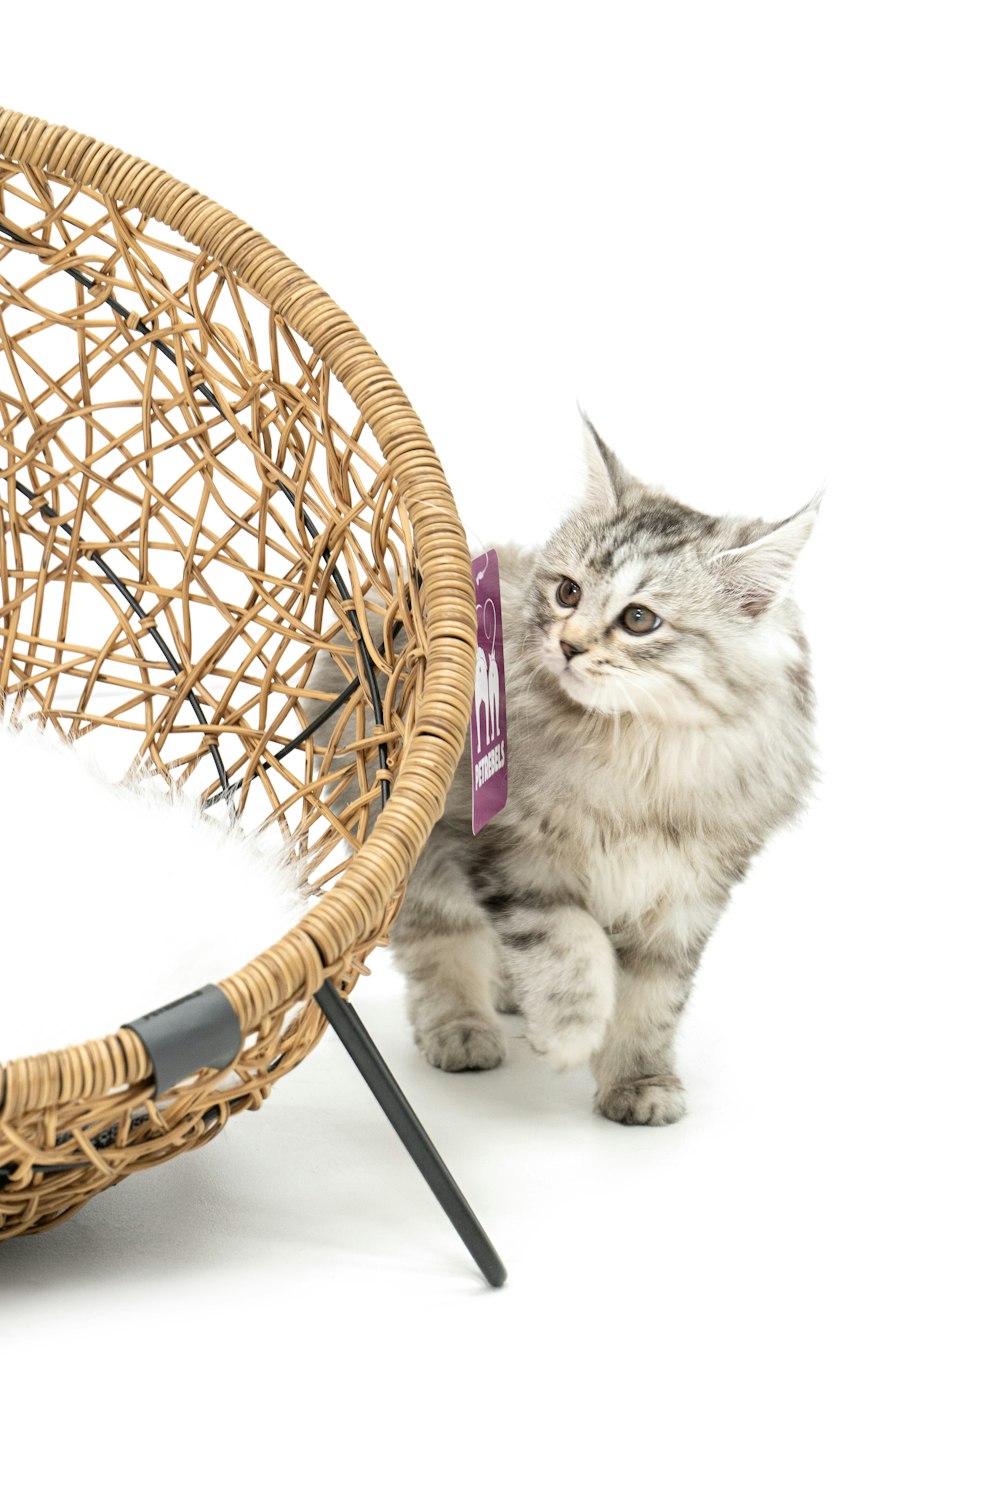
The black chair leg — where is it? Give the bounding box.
[314,980,507,1288]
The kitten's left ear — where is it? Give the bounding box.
[580,411,631,509]
[708,495,820,616]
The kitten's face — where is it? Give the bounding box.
[530,526,728,724]
[526,423,817,726]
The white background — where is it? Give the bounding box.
[2,4,997,1496]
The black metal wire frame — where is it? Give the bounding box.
[0,216,392,810]
[315,981,507,1287]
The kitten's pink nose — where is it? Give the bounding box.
[561,639,585,661]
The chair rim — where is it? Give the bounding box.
[0,107,476,1116]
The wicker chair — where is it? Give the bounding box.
[0,109,504,1284]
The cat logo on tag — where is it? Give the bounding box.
[470,549,508,834]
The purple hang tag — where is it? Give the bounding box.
[470,549,508,834]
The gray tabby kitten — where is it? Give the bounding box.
[316,420,818,1125]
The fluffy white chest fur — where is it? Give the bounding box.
[509,702,750,917]
[585,834,707,931]
[0,723,306,1064]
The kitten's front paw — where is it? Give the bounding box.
[419,1021,506,1073]
[529,1015,610,1072]
[596,1075,687,1126]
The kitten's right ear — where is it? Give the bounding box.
[580,410,629,509]
[707,496,820,616]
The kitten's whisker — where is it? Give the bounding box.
[620,672,666,724]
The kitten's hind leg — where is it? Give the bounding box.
[495,901,616,1070]
[393,847,506,1073]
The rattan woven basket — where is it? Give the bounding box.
[0,110,477,1242]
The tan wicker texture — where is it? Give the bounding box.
[0,109,476,1239]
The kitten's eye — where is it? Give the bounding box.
[556,577,581,608]
[620,604,661,635]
